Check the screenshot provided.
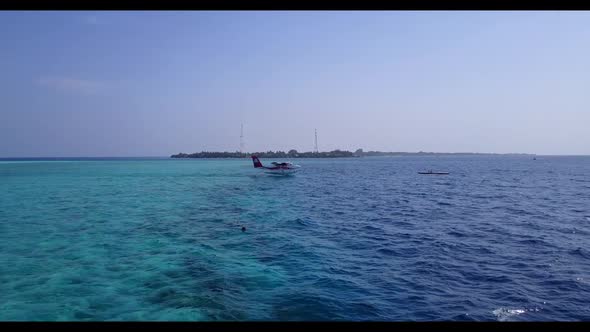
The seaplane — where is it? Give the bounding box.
[251,155,301,175]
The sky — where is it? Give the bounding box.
[1,11,589,157]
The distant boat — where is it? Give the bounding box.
[418,170,449,175]
[251,155,301,175]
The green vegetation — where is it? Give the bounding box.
[170,149,534,159]
[171,150,354,158]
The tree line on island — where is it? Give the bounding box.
[170,149,533,158]
[171,149,355,158]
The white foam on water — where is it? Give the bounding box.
[492,308,526,321]
[493,307,543,321]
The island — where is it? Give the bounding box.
[170,149,534,158]
[171,150,354,158]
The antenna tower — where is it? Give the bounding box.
[240,123,244,154]
[314,129,318,153]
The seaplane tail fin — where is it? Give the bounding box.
[251,155,263,168]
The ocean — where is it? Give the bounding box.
[1,156,589,321]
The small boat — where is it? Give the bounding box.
[251,155,301,175]
[418,170,449,175]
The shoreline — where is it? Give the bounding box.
[170,152,537,159]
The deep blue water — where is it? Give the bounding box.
[1,156,589,321]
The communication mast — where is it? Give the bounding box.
[314,129,318,153]
[240,123,244,154]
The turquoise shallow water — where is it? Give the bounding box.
[1,156,590,321]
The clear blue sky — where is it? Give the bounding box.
[1,11,589,157]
